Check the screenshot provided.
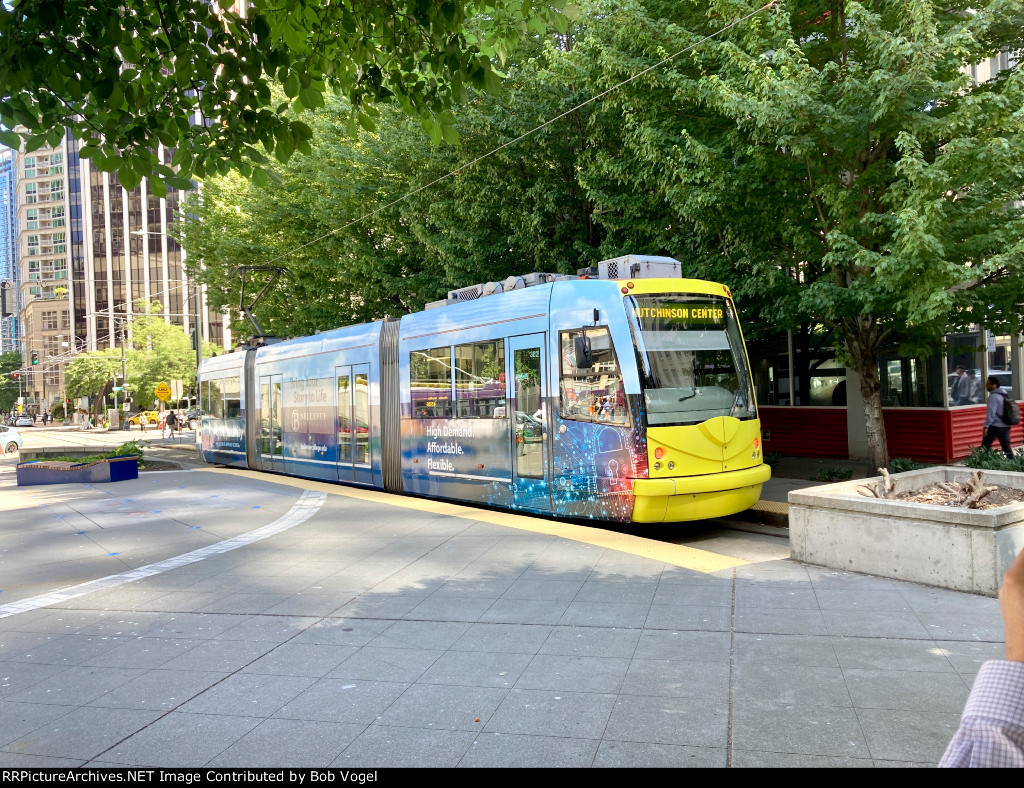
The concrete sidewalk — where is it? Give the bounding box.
[0,460,1004,768]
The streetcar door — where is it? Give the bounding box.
[336,364,372,484]
[510,334,551,511]
[336,366,353,482]
[258,374,282,470]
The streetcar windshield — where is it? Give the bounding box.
[627,294,756,427]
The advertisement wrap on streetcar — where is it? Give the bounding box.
[197,255,770,523]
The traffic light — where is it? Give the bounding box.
[11,371,17,380]
[30,351,38,365]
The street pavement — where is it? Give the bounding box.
[0,427,1004,767]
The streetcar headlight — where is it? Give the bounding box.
[654,461,661,470]
[667,461,675,470]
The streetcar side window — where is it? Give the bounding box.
[410,346,454,418]
[208,379,224,419]
[559,328,628,425]
[454,340,507,418]
[201,380,212,416]
[223,376,241,419]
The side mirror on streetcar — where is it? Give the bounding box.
[573,335,593,370]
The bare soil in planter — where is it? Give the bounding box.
[139,460,182,472]
[895,484,1024,509]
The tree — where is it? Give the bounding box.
[64,301,218,412]
[0,0,572,194]
[553,0,1024,470]
[0,351,22,413]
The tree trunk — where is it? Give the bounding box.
[844,316,889,473]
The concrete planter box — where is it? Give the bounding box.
[16,455,139,486]
[789,467,1024,596]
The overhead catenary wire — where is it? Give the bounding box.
[260,0,780,268]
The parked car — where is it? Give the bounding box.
[126,410,160,427]
[184,409,199,430]
[15,415,34,427]
[0,424,23,454]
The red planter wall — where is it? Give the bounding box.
[759,403,1023,462]
[759,406,848,458]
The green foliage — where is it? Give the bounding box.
[889,457,925,474]
[810,466,854,483]
[0,0,569,191]
[0,351,22,413]
[763,451,782,469]
[64,301,205,412]
[963,446,1024,473]
[40,441,143,465]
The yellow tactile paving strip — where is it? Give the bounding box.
[210,468,750,573]
[750,499,790,515]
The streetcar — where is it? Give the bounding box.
[196,255,770,522]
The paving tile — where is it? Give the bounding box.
[844,669,969,713]
[0,752,87,767]
[822,611,931,639]
[479,598,571,625]
[645,604,730,631]
[324,596,422,621]
[916,612,1005,642]
[79,637,204,670]
[375,683,508,731]
[290,619,392,647]
[734,607,829,636]
[558,601,650,628]
[833,637,957,672]
[485,689,616,738]
[430,574,522,599]
[240,643,357,678]
[651,583,731,607]
[574,581,657,605]
[461,733,600,767]
[734,586,819,610]
[100,711,261,767]
[260,595,353,617]
[732,702,869,758]
[153,638,274,671]
[144,614,251,639]
[8,666,145,706]
[502,578,586,601]
[733,663,852,707]
[856,707,961,763]
[451,623,554,655]
[418,650,532,688]
[207,718,366,766]
[603,694,728,748]
[0,701,74,748]
[730,750,873,767]
[274,679,409,724]
[6,706,161,761]
[370,620,471,651]
[327,647,442,683]
[0,661,67,699]
[733,633,840,668]
[814,589,912,612]
[538,627,640,659]
[87,670,229,711]
[516,655,629,693]
[933,640,1006,675]
[633,630,730,662]
[333,725,476,767]
[10,634,127,666]
[178,673,315,717]
[619,659,730,699]
[594,741,726,767]
[897,587,1002,615]
[402,595,497,623]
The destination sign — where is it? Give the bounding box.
[633,302,726,326]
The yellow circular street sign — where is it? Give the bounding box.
[154,383,172,401]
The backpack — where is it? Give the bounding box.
[1003,390,1021,425]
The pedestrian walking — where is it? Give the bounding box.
[982,375,1015,460]
[165,410,178,441]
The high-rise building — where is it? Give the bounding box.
[0,148,18,354]
[15,135,229,414]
